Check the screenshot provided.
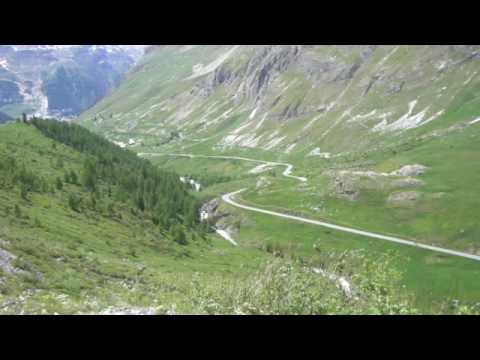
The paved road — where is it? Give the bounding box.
[223,189,480,262]
[138,153,307,182]
[140,152,480,262]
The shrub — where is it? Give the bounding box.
[56,177,63,191]
[170,224,187,246]
[14,204,22,218]
[189,251,417,315]
[68,194,81,212]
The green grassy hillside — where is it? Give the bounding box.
[0,121,255,313]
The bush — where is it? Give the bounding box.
[14,204,22,218]
[56,177,63,191]
[170,224,188,246]
[189,251,417,315]
[68,194,81,212]
[34,217,42,228]
[20,184,28,200]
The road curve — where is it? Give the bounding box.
[138,153,307,182]
[139,152,480,262]
[222,189,480,262]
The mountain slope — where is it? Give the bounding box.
[0,45,146,119]
[79,45,480,157]
[0,120,214,313]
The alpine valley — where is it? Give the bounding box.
[1,45,480,314]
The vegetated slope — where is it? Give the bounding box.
[0,120,210,313]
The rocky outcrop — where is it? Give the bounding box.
[391,177,425,189]
[391,164,428,177]
[79,45,480,155]
[199,198,220,222]
[0,247,20,275]
[0,45,140,118]
[387,191,420,204]
[327,172,360,201]
[256,176,271,190]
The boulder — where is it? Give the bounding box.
[387,191,420,204]
[391,164,428,177]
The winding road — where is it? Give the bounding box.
[223,189,480,262]
[139,152,480,262]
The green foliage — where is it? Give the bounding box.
[68,193,81,212]
[69,170,78,185]
[31,118,200,230]
[190,251,417,315]
[55,177,63,190]
[170,224,188,245]
[20,184,29,201]
[14,204,21,218]
[82,158,97,192]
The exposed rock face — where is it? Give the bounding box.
[256,176,271,190]
[0,80,23,105]
[329,173,360,201]
[391,164,428,177]
[326,163,428,201]
[98,307,158,315]
[0,45,143,119]
[390,177,425,189]
[0,247,19,275]
[80,45,480,155]
[199,198,220,222]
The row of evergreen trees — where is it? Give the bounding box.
[30,118,201,230]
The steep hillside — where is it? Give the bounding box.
[79,45,480,157]
[0,120,212,313]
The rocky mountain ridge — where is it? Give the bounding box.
[79,45,480,158]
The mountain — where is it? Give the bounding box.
[0,45,147,120]
[79,45,480,157]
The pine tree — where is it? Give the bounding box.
[68,194,80,212]
[82,160,97,192]
[70,170,78,185]
[90,194,97,210]
[20,184,28,200]
[56,177,63,190]
[14,204,22,218]
[170,224,187,245]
